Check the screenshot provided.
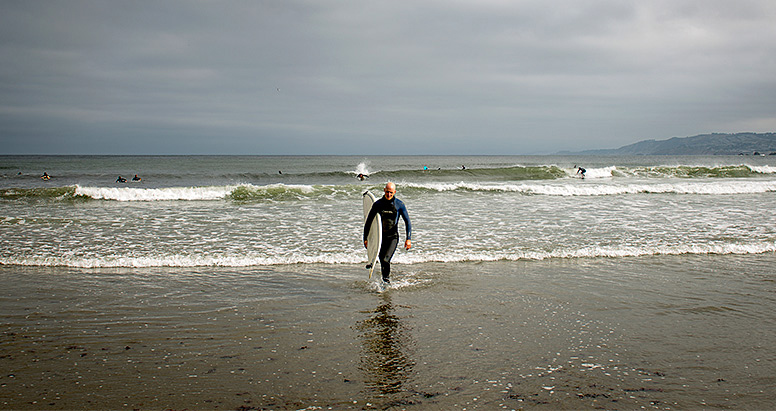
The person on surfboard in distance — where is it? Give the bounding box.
[364,182,412,283]
[575,165,586,178]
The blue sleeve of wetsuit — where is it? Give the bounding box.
[397,199,412,240]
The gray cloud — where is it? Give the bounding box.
[1,0,775,154]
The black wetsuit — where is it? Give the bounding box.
[364,197,411,282]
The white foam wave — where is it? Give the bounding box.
[405,180,776,196]
[395,241,776,263]
[747,165,776,174]
[72,183,326,201]
[4,241,774,268]
[0,251,364,268]
[75,185,236,201]
[65,177,776,201]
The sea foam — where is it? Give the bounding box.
[403,180,776,196]
[4,241,774,268]
[74,185,236,201]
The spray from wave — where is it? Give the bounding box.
[353,161,374,177]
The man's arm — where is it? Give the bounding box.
[398,200,412,249]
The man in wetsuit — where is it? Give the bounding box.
[364,182,412,283]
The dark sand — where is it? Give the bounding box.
[1,254,774,409]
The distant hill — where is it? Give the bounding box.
[566,132,776,155]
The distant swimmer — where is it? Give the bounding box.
[461,165,466,170]
[132,174,141,182]
[278,170,282,174]
[574,165,586,178]
[357,173,368,181]
[116,176,127,183]
[41,172,50,180]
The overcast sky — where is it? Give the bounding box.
[1,0,775,155]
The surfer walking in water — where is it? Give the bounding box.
[364,182,412,283]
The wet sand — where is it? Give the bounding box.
[1,254,774,409]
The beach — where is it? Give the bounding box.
[1,155,775,409]
[2,254,774,410]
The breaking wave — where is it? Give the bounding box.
[3,241,774,268]
[2,178,776,203]
[402,180,776,196]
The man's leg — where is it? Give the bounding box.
[379,236,399,282]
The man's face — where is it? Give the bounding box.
[384,186,395,200]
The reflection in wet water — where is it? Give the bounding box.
[356,293,415,395]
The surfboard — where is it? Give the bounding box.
[362,191,382,279]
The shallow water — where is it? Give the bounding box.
[3,155,776,268]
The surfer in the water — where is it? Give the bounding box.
[364,182,412,283]
[575,165,586,178]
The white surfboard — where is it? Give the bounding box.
[363,191,382,279]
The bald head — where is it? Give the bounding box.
[383,182,396,200]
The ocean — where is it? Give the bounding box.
[1,154,775,409]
